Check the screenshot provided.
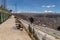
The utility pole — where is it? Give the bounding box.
[1,0,6,8]
[14,2,17,13]
[3,0,6,8]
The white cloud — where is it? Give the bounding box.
[46,5,51,8]
[44,10,48,12]
[44,10,53,13]
[52,5,55,7]
[17,11,21,13]
[22,11,41,13]
[42,5,45,7]
[15,10,41,13]
[42,5,56,8]
[48,11,53,12]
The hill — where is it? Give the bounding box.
[13,13,60,30]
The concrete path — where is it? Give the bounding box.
[0,15,31,40]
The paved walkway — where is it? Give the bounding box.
[0,15,31,40]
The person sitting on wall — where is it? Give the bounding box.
[29,17,34,24]
[57,26,60,31]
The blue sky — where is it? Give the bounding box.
[0,0,60,13]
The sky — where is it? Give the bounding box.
[0,0,60,13]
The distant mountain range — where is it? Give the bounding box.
[13,13,60,18]
[13,13,60,31]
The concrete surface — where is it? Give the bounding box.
[0,15,31,40]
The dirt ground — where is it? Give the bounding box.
[0,15,31,40]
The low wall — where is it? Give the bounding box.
[20,19,60,40]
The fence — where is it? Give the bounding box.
[0,13,11,24]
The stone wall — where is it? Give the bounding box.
[20,19,60,40]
